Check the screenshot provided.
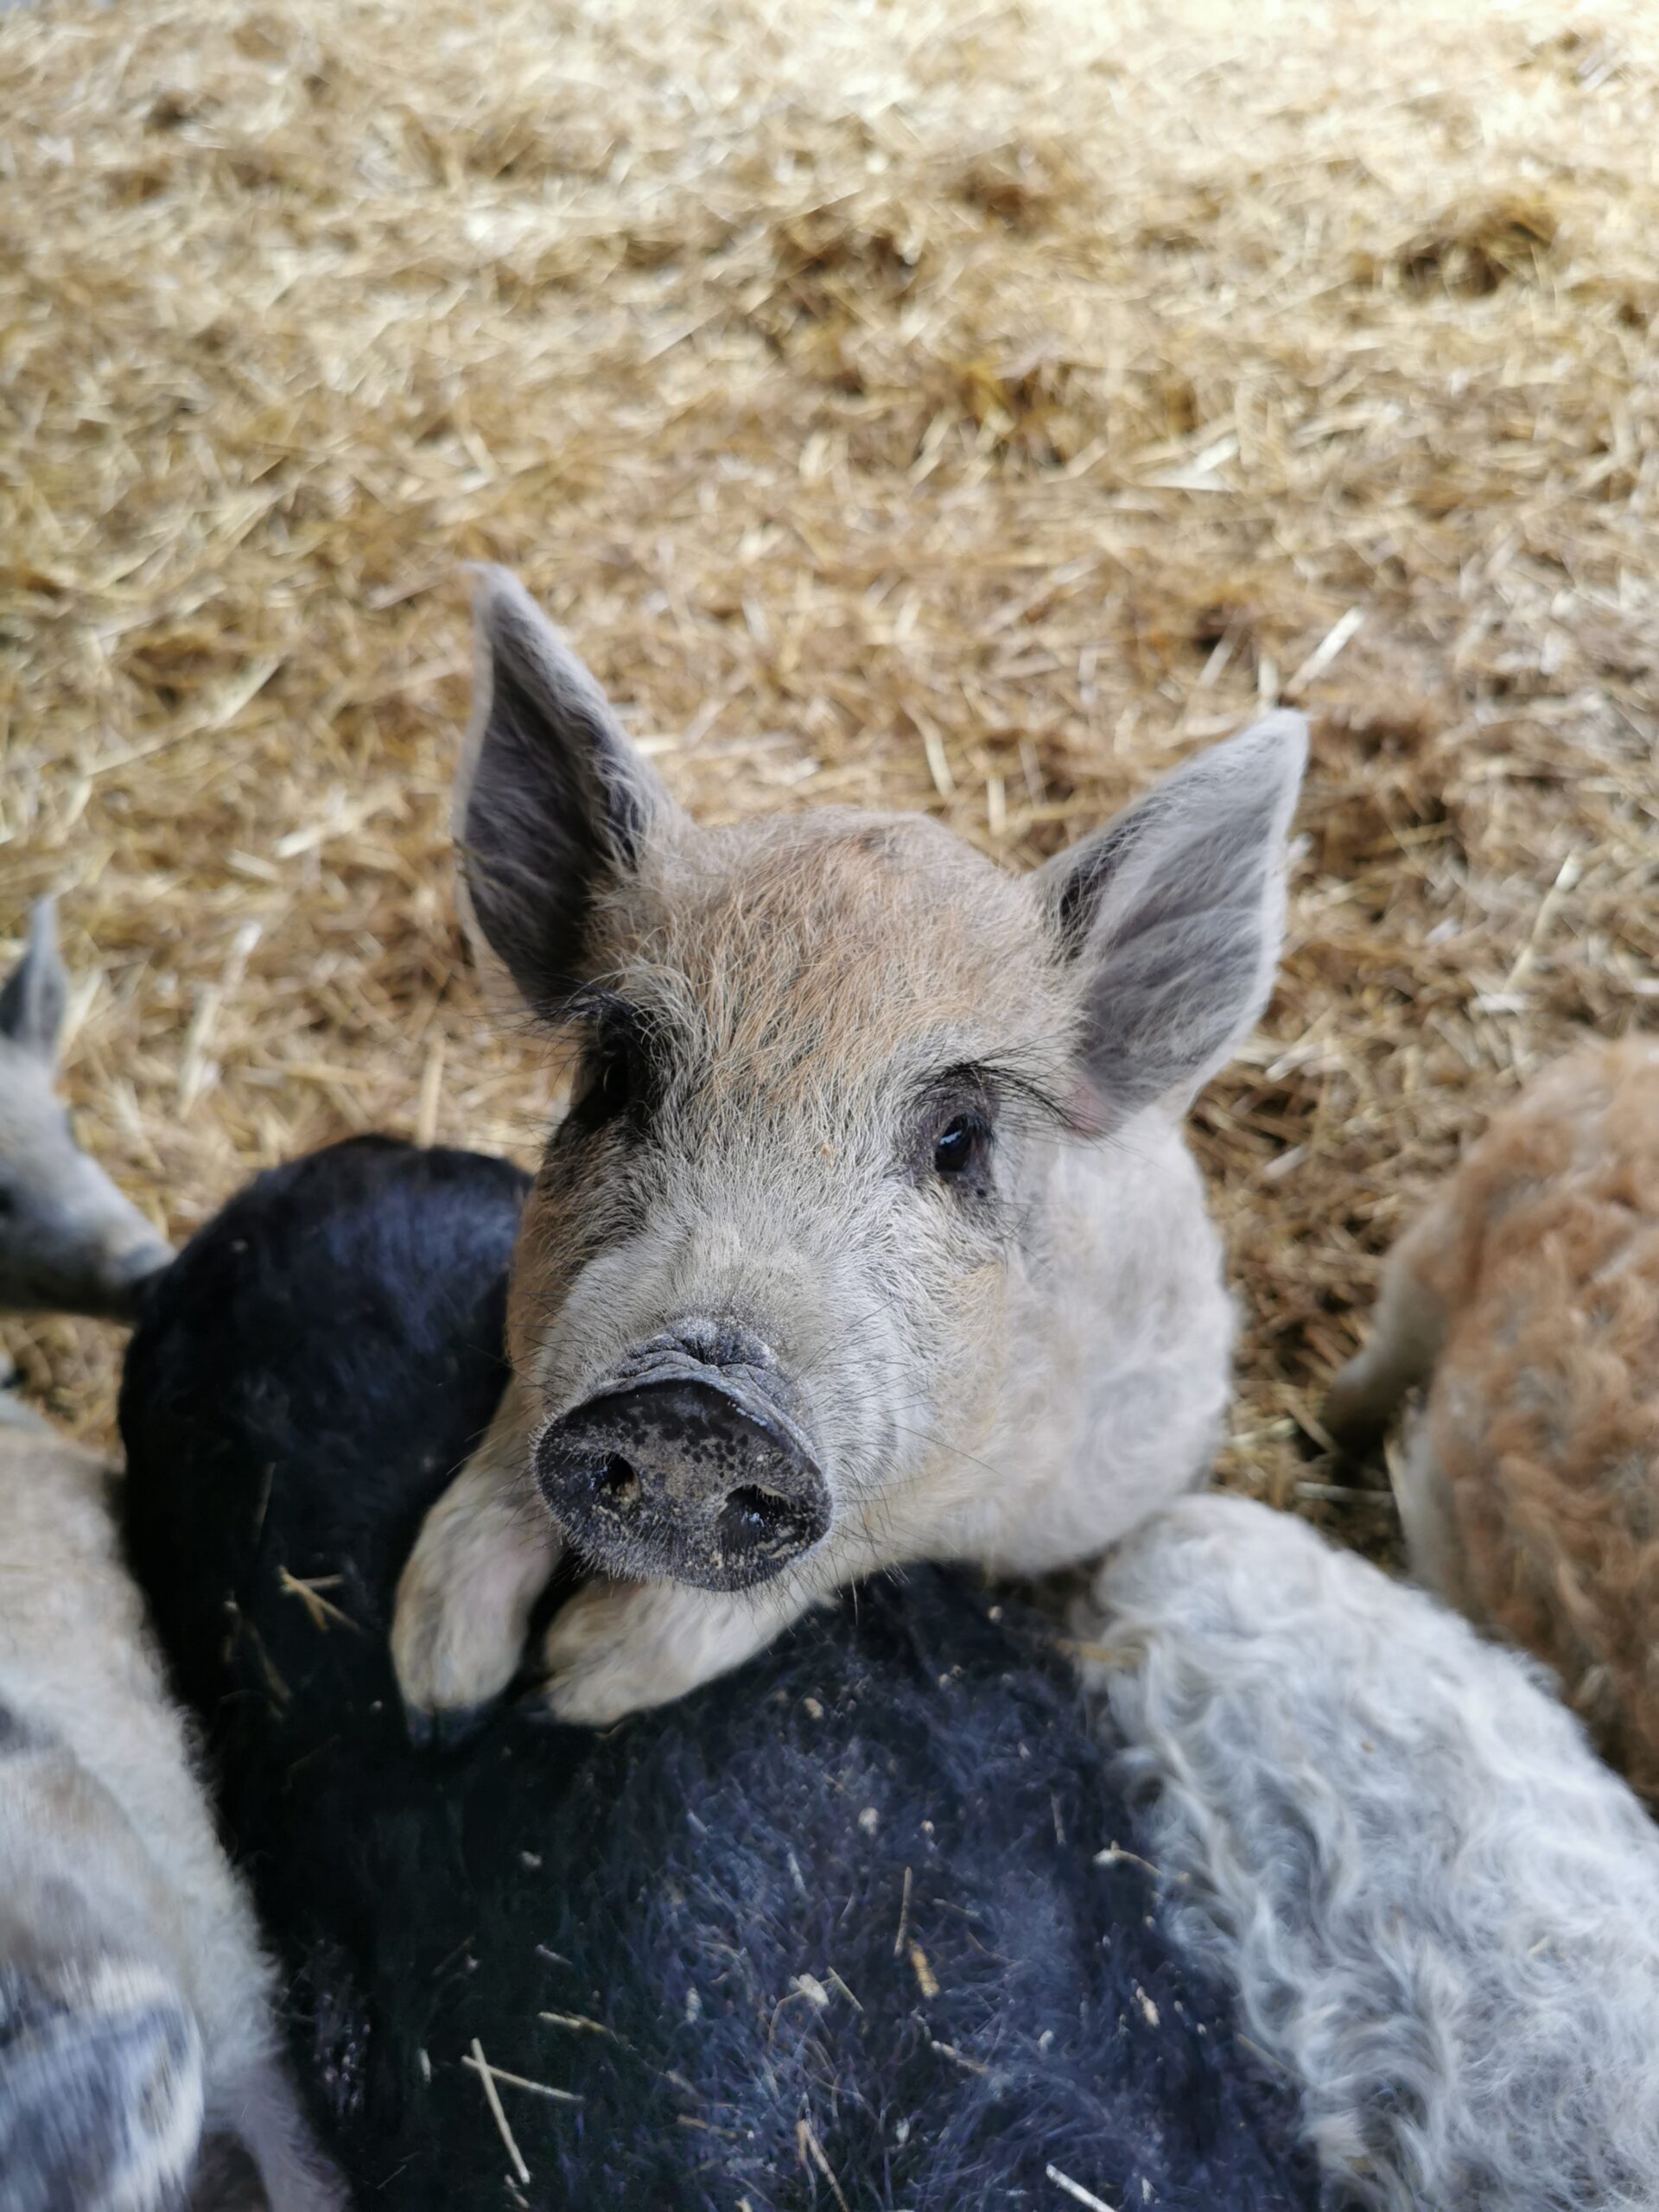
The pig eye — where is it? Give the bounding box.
[572,1040,633,1128]
[933,1118,974,1174]
[593,1046,632,1115]
[568,1016,655,1138]
[931,1113,989,1184]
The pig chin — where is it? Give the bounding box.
[530,1345,833,1593]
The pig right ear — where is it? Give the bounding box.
[454,569,679,1011]
[1037,712,1307,1128]
[0,899,68,1065]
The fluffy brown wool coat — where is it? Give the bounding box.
[1325,1038,1659,1802]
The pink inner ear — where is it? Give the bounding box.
[1064,1074,1113,1141]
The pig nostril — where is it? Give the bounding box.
[598,1453,639,1505]
[720,1483,800,1553]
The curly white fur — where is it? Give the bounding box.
[1074,1495,1659,2212]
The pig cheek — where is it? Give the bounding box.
[505,1230,579,1375]
[504,1166,625,1376]
[871,1242,1002,1456]
[921,1257,1008,1425]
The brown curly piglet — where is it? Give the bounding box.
[1324,1038,1659,1803]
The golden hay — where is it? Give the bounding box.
[4,0,1658,1567]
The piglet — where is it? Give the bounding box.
[1076,1493,1659,2210]
[1324,1038,1659,1803]
[0,906,336,2209]
[391,571,1309,1731]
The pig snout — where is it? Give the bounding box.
[92,1227,173,1320]
[535,1335,829,1590]
[19,1200,172,1324]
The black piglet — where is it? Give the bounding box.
[119,1135,1317,2211]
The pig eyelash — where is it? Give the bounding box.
[918,1059,1072,1141]
[906,1057,1079,1194]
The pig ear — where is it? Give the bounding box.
[1038,712,1306,1127]
[453,568,679,1011]
[0,899,68,1065]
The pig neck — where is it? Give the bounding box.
[870,1109,1234,1578]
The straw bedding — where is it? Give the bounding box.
[3,0,1658,1561]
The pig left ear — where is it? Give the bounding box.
[1037,712,1306,1128]
[0,899,68,1066]
[453,568,682,1013]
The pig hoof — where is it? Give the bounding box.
[535,1669,645,1730]
[429,1698,498,1751]
[390,1430,563,1738]
[534,1650,654,1730]
[532,1573,808,1725]
[533,1584,666,1728]
[390,1572,527,1740]
[398,1688,502,1751]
